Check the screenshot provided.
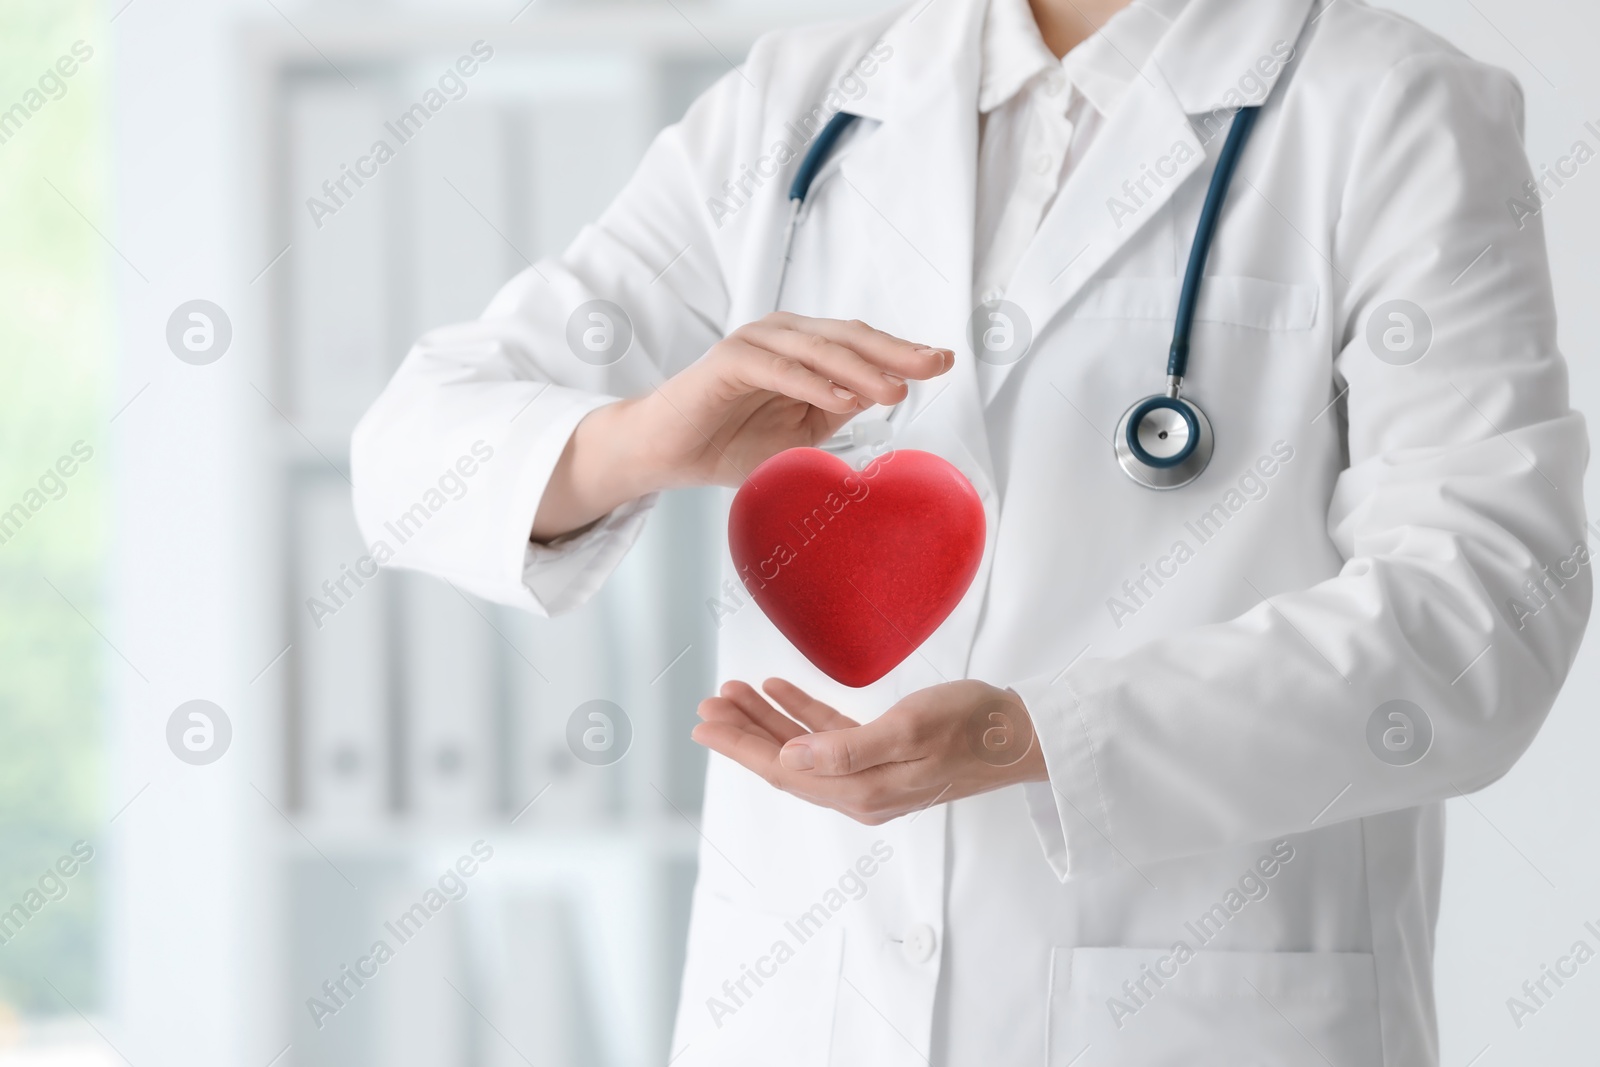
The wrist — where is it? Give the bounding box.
[581,397,668,501]
[1003,686,1050,785]
[961,682,1049,786]
[531,399,658,542]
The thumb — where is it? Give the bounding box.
[780,716,905,775]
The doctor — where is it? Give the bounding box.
[352,0,1590,1061]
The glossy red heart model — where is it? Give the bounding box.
[728,447,986,687]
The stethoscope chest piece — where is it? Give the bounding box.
[1114,393,1214,490]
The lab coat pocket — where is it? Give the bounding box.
[1046,945,1383,1067]
[670,891,845,1067]
[1072,275,1319,332]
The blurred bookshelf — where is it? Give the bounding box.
[241,13,763,1066]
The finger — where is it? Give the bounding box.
[774,314,953,381]
[691,719,784,780]
[696,696,785,746]
[694,720,882,815]
[740,323,909,408]
[719,391,858,459]
[761,678,859,732]
[779,716,911,776]
[719,680,809,744]
[696,719,929,822]
[719,338,862,414]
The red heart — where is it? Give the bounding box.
[728,448,986,687]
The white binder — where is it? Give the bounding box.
[293,471,390,824]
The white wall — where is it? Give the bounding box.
[1386,1,1600,1063]
[107,0,277,1062]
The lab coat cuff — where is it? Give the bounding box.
[1011,673,1119,883]
[520,492,657,614]
[506,391,656,616]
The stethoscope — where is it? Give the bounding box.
[774,103,1263,489]
[773,111,897,456]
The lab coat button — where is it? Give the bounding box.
[901,924,937,964]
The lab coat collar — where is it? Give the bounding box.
[854,0,1310,122]
[1060,0,1186,120]
[977,0,1187,118]
[977,0,1316,403]
[975,0,1058,115]
[844,0,970,125]
[1152,0,1316,113]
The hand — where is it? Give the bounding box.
[532,314,951,540]
[692,678,1049,825]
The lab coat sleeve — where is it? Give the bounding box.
[349,70,748,614]
[1011,53,1591,881]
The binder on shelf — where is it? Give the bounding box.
[394,571,499,823]
[293,471,391,824]
[404,97,514,340]
[285,78,398,444]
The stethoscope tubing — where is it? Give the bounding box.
[773,112,863,315]
[1167,105,1261,385]
[775,103,1267,479]
[775,111,903,454]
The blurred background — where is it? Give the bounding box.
[0,0,1597,1064]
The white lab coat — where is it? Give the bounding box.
[350,0,1591,1062]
